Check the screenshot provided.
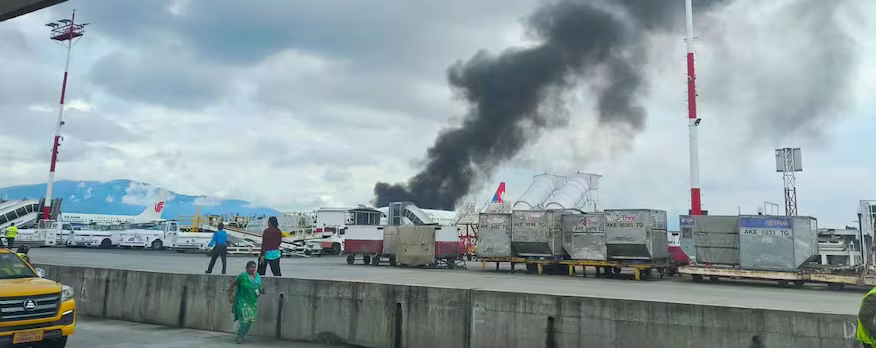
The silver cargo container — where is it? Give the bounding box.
[738,215,818,271]
[396,225,436,266]
[605,209,668,261]
[477,213,513,258]
[510,210,566,257]
[681,215,740,265]
[562,213,607,260]
[678,216,697,261]
[382,226,398,255]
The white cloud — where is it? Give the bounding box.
[105,195,113,203]
[121,182,174,206]
[166,0,192,16]
[29,104,53,113]
[193,196,221,207]
[64,99,94,112]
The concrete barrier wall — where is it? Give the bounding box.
[37,264,858,348]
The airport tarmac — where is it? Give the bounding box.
[30,247,866,315]
[68,317,337,348]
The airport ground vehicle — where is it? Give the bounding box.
[0,248,76,347]
[119,221,180,249]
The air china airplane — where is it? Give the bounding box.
[377,182,506,226]
[61,200,167,225]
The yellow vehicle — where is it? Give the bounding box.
[0,248,75,347]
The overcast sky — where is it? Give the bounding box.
[0,0,873,229]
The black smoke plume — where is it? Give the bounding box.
[373,0,728,210]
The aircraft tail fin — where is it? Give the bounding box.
[491,182,505,203]
[138,200,166,221]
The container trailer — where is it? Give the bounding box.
[678,215,872,288]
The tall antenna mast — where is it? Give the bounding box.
[685,0,703,215]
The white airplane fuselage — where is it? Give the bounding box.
[61,200,167,225]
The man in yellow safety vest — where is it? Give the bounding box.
[2,223,17,249]
[858,286,876,347]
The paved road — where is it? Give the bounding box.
[68,317,335,347]
[30,247,866,315]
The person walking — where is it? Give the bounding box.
[205,223,229,274]
[858,286,876,347]
[3,223,18,249]
[228,261,264,343]
[258,216,283,276]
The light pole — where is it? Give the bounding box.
[42,10,88,221]
[684,0,703,216]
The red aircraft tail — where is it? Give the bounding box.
[491,182,505,203]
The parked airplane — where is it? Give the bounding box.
[61,200,167,225]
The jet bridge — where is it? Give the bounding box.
[386,202,436,226]
[0,198,60,230]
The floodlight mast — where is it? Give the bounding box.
[42,10,87,221]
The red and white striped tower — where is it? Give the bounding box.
[42,10,87,220]
[685,0,702,215]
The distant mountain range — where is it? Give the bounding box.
[0,179,281,219]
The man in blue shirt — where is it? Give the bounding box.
[205,223,229,274]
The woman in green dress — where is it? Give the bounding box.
[228,260,264,343]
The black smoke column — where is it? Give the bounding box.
[374,0,728,209]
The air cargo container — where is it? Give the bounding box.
[680,215,740,265]
[605,209,668,261]
[396,225,437,266]
[511,210,567,257]
[477,213,513,258]
[738,215,818,271]
[561,213,607,260]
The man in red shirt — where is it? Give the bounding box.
[258,216,283,276]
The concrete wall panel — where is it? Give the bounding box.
[36,264,859,348]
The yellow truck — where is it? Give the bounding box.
[0,248,75,347]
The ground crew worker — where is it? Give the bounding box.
[858,286,876,347]
[3,223,18,249]
[205,223,229,274]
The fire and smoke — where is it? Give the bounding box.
[373,0,857,210]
